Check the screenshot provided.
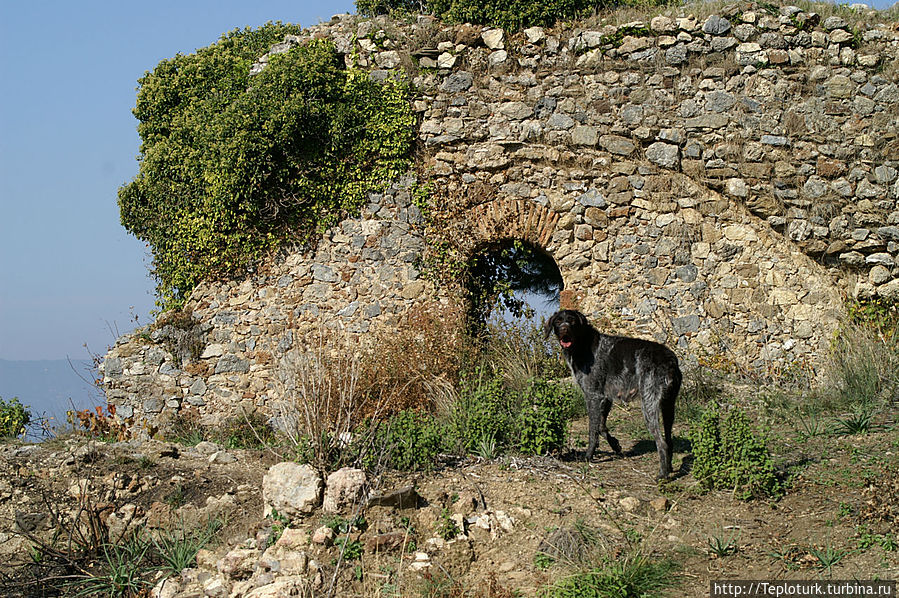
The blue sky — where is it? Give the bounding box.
[0,0,896,362]
[0,1,354,361]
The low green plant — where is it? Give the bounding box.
[795,409,825,439]
[323,514,367,535]
[267,509,291,547]
[855,525,897,552]
[535,551,555,570]
[474,432,498,460]
[166,409,208,446]
[367,410,444,471]
[690,404,782,500]
[68,535,152,598]
[450,368,514,453]
[834,406,876,435]
[216,411,277,450]
[538,551,679,598]
[827,320,898,410]
[335,537,364,561]
[517,379,577,456]
[707,530,739,558]
[137,455,156,471]
[151,518,223,576]
[434,508,460,541]
[837,501,854,519]
[164,484,187,509]
[808,542,850,573]
[0,396,30,438]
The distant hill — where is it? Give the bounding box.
[0,359,102,432]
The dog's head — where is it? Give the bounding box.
[544,309,590,350]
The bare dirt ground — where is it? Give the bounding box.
[0,404,896,597]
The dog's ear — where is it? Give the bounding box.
[575,310,588,327]
[544,312,559,339]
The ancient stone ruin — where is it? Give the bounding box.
[103,5,899,434]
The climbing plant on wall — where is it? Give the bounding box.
[119,23,415,309]
[358,0,615,30]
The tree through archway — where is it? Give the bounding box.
[465,239,563,334]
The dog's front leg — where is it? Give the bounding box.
[585,392,600,460]
[599,397,622,455]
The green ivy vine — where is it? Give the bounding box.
[119,23,415,309]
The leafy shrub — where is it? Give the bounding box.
[0,396,30,438]
[120,25,414,308]
[356,0,425,18]
[367,410,444,471]
[449,369,515,453]
[690,404,781,500]
[517,379,577,455]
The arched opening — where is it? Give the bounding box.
[465,239,564,334]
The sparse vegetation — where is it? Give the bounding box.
[358,0,594,29]
[690,403,782,500]
[0,396,30,439]
[538,551,679,598]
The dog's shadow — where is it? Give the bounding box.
[563,436,694,480]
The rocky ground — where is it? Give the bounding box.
[1,407,896,597]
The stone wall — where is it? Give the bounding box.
[102,3,899,434]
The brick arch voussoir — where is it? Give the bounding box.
[466,199,559,251]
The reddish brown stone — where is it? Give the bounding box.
[816,156,847,178]
[767,49,789,64]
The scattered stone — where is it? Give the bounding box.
[367,485,420,509]
[263,463,322,518]
[218,547,261,580]
[208,451,237,464]
[311,525,334,546]
[323,467,367,513]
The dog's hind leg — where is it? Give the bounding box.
[661,392,676,475]
[642,394,670,479]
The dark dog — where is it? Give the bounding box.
[545,309,681,479]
